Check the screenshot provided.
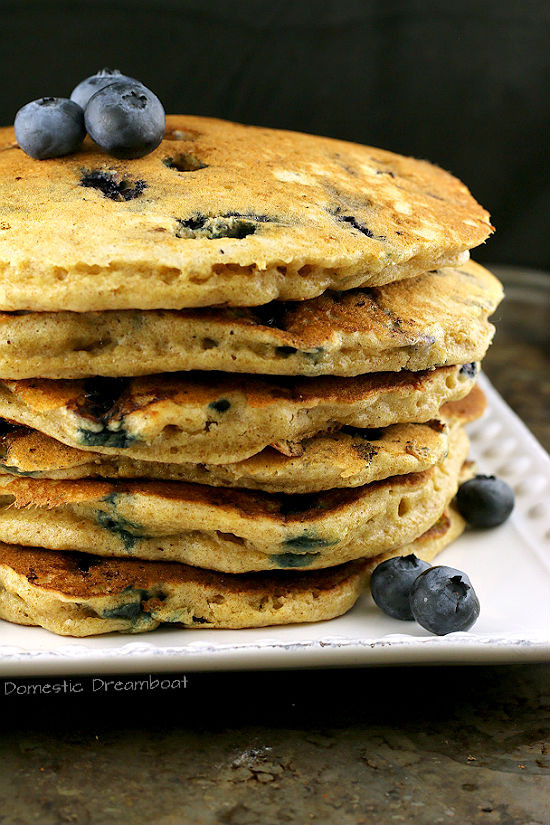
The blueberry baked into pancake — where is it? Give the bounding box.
[0,386,486,492]
[0,501,467,637]
[0,364,477,465]
[0,421,470,573]
[0,69,506,636]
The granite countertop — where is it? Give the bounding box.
[1,266,548,825]
[482,266,550,451]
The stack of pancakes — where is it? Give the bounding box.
[0,116,501,636]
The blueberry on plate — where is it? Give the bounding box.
[370,553,431,620]
[456,474,514,528]
[409,565,480,635]
[85,81,165,159]
[14,97,86,159]
[70,68,138,110]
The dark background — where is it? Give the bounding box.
[1,0,549,267]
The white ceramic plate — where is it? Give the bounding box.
[0,373,548,676]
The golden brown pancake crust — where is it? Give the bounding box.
[0,426,469,572]
[0,364,477,464]
[0,385,485,491]
[0,261,502,379]
[0,543,370,633]
[0,542,366,599]
[0,503,465,636]
[0,116,492,311]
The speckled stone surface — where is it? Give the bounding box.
[0,266,548,825]
[1,665,548,824]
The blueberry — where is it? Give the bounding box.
[456,474,514,528]
[370,554,431,620]
[409,566,480,635]
[85,81,165,159]
[459,362,478,379]
[14,97,85,159]
[70,68,138,110]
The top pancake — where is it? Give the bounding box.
[0,115,492,311]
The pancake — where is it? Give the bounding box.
[0,364,477,465]
[0,385,485,492]
[0,418,449,488]
[0,546,369,635]
[0,261,502,379]
[0,425,468,572]
[365,502,467,571]
[0,116,492,312]
[0,501,465,636]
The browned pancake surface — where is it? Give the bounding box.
[0,116,492,311]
